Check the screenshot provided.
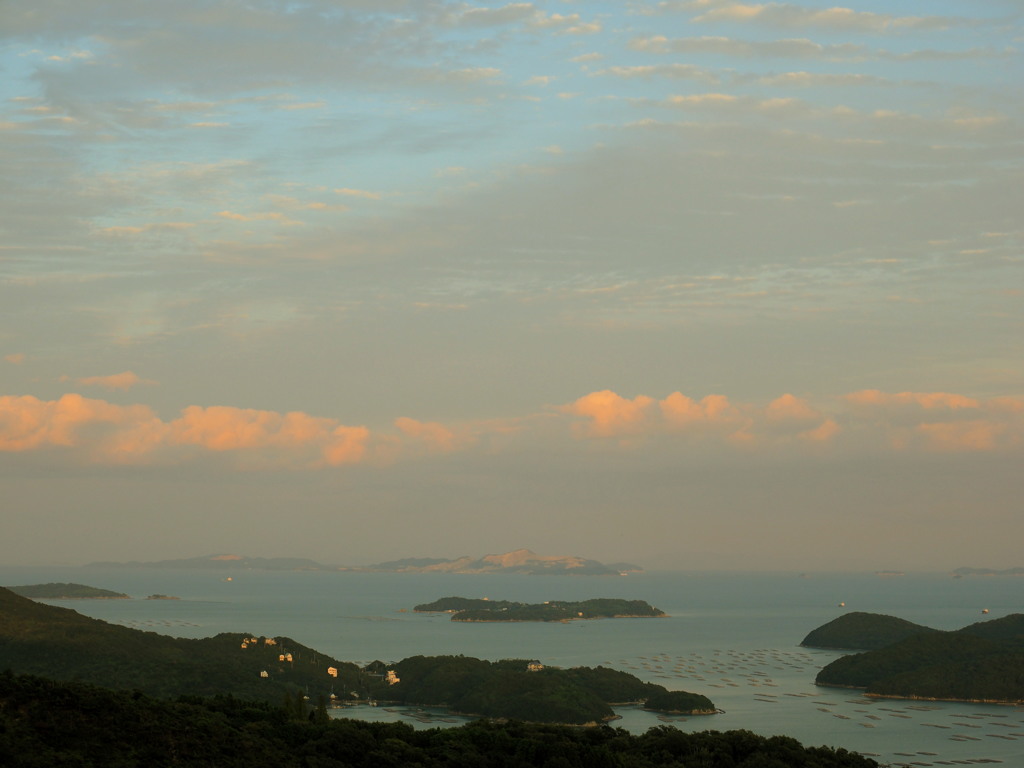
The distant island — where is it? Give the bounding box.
[414,596,666,622]
[366,549,642,576]
[87,554,335,571]
[85,549,643,576]
[6,583,129,600]
[952,566,1024,578]
[145,594,180,600]
[805,611,1024,704]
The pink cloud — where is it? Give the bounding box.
[561,390,655,438]
[845,389,980,410]
[77,371,154,391]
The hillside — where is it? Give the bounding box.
[800,612,936,650]
[6,582,129,599]
[0,586,367,704]
[0,587,708,723]
[414,596,666,622]
[814,613,1024,703]
[0,673,878,768]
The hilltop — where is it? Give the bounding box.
[366,549,641,576]
[800,612,936,650]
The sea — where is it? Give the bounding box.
[2,565,1022,767]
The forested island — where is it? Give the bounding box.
[0,587,707,724]
[0,673,877,768]
[6,582,129,599]
[414,597,666,622]
[381,656,714,723]
[800,612,935,650]
[807,611,1024,704]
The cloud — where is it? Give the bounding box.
[563,389,1023,453]
[561,390,656,438]
[4,353,26,365]
[334,188,382,200]
[1,389,1020,472]
[76,371,154,391]
[595,64,720,84]
[453,3,537,28]
[689,3,959,32]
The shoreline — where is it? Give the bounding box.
[815,683,1024,707]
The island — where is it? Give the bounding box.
[85,549,645,576]
[807,612,1024,704]
[951,566,1024,578]
[6,582,129,600]
[376,655,715,723]
[365,549,642,576]
[87,554,336,571]
[0,586,705,725]
[145,594,180,600]
[414,596,666,622]
[799,611,936,650]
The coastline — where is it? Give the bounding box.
[815,683,1024,707]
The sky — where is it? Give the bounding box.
[1,0,1022,571]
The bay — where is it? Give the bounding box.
[2,565,1022,766]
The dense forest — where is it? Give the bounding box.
[811,612,1024,703]
[414,597,666,622]
[385,656,716,723]
[0,672,879,768]
[0,587,711,723]
[799,612,935,650]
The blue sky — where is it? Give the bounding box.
[1,1,1022,570]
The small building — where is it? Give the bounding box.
[265,637,277,646]
[327,667,338,678]
[385,670,400,685]
[241,641,248,649]
[284,653,293,662]
[526,661,544,672]
[259,670,269,678]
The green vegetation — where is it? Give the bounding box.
[642,690,717,715]
[0,587,706,724]
[415,597,666,622]
[0,586,372,705]
[799,612,936,650]
[385,656,713,724]
[6,582,129,599]
[0,672,878,768]
[813,612,1024,703]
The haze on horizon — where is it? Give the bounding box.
[1,1,1021,573]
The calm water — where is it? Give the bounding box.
[3,566,1022,766]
